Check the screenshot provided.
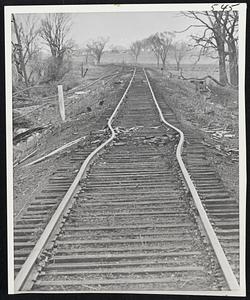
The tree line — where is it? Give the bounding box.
[181,5,238,86]
[130,31,188,72]
[12,8,238,90]
[130,6,238,86]
[12,13,109,90]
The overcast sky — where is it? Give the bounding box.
[17,11,202,49]
[69,12,201,47]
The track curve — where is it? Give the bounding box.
[14,67,239,292]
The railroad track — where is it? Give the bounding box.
[147,72,240,281]
[13,68,240,292]
[13,67,134,265]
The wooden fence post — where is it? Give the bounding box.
[57,85,65,122]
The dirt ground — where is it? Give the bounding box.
[13,65,121,162]
[148,68,239,202]
[13,65,133,217]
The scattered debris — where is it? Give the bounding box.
[224,134,235,138]
[91,139,101,144]
[114,126,143,134]
[179,70,227,87]
[143,134,178,146]
[114,142,126,146]
[67,95,79,99]
[227,148,239,154]
[165,87,175,92]
[14,149,38,168]
[16,128,28,135]
[13,126,49,145]
[201,126,238,159]
[23,136,86,167]
[114,80,123,84]
[201,127,235,139]
[75,91,88,95]
[201,140,238,159]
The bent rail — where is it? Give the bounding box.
[14,68,137,292]
[143,68,239,291]
[15,67,239,291]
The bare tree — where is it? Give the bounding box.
[12,14,43,91]
[224,10,238,85]
[80,48,91,77]
[40,13,74,80]
[12,14,34,87]
[157,32,175,69]
[181,5,239,85]
[22,16,42,84]
[86,37,109,64]
[173,41,188,71]
[83,47,91,64]
[145,35,161,68]
[130,41,143,63]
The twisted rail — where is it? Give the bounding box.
[14,67,239,291]
[143,68,239,291]
[14,68,136,291]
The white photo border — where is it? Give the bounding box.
[5,3,247,296]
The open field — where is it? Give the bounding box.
[101,51,220,80]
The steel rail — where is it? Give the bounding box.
[143,68,240,291]
[14,68,137,292]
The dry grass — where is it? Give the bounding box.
[12,65,130,164]
[153,73,238,140]
[148,67,239,201]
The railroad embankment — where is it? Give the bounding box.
[148,68,239,202]
[13,65,133,216]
